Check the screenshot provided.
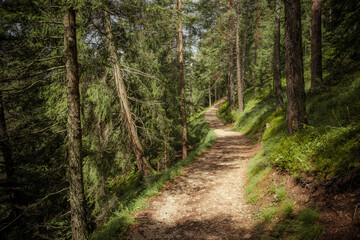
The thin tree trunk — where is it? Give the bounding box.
[259,16,263,86]
[178,0,188,159]
[236,0,243,112]
[104,11,153,176]
[240,0,250,96]
[228,0,235,111]
[64,8,88,240]
[274,0,284,110]
[254,4,258,96]
[311,0,322,91]
[189,77,194,115]
[215,85,217,102]
[284,0,307,134]
[208,81,212,107]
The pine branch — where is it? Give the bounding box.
[0,188,68,232]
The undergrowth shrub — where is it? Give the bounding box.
[216,101,234,124]
[247,151,322,240]
[234,98,275,138]
[258,77,360,179]
[240,76,359,240]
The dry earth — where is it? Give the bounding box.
[125,100,262,240]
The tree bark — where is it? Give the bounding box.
[228,0,235,111]
[273,0,284,110]
[240,0,250,97]
[215,85,217,102]
[189,77,194,115]
[178,0,188,159]
[254,4,259,96]
[104,11,153,176]
[64,8,88,240]
[311,0,322,91]
[236,0,243,112]
[284,0,307,134]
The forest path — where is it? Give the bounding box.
[125,99,262,240]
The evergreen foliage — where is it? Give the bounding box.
[0,0,359,238]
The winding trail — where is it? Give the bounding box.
[126,99,262,240]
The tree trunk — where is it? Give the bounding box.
[254,4,259,96]
[64,8,88,240]
[311,0,322,91]
[215,85,217,102]
[228,0,235,111]
[189,77,194,115]
[274,0,284,110]
[236,0,243,112]
[240,0,250,98]
[104,11,153,176]
[208,81,212,107]
[284,0,307,134]
[178,0,188,159]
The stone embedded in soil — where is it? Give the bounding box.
[244,233,252,239]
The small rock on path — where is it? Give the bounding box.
[126,99,261,240]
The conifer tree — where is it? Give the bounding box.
[178,0,188,159]
[64,7,88,240]
[311,0,322,91]
[240,0,250,93]
[253,0,259,96]
[236,0,244,112]
[228,0,235,111]
[103,8,153,177]
[284,0,307,134]
[273,0,284,110]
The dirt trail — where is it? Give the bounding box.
[126,99,262,240]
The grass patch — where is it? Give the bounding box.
[267,208,322,240]
[278,199,295,217]
[295,208,323,240]
[90,111,216,240]
[247,153,322,240]
[246,151,271,204]
[216,101,235,124]
[238,76,360,180]
[261,207,277,223]
[233,90,275,140]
